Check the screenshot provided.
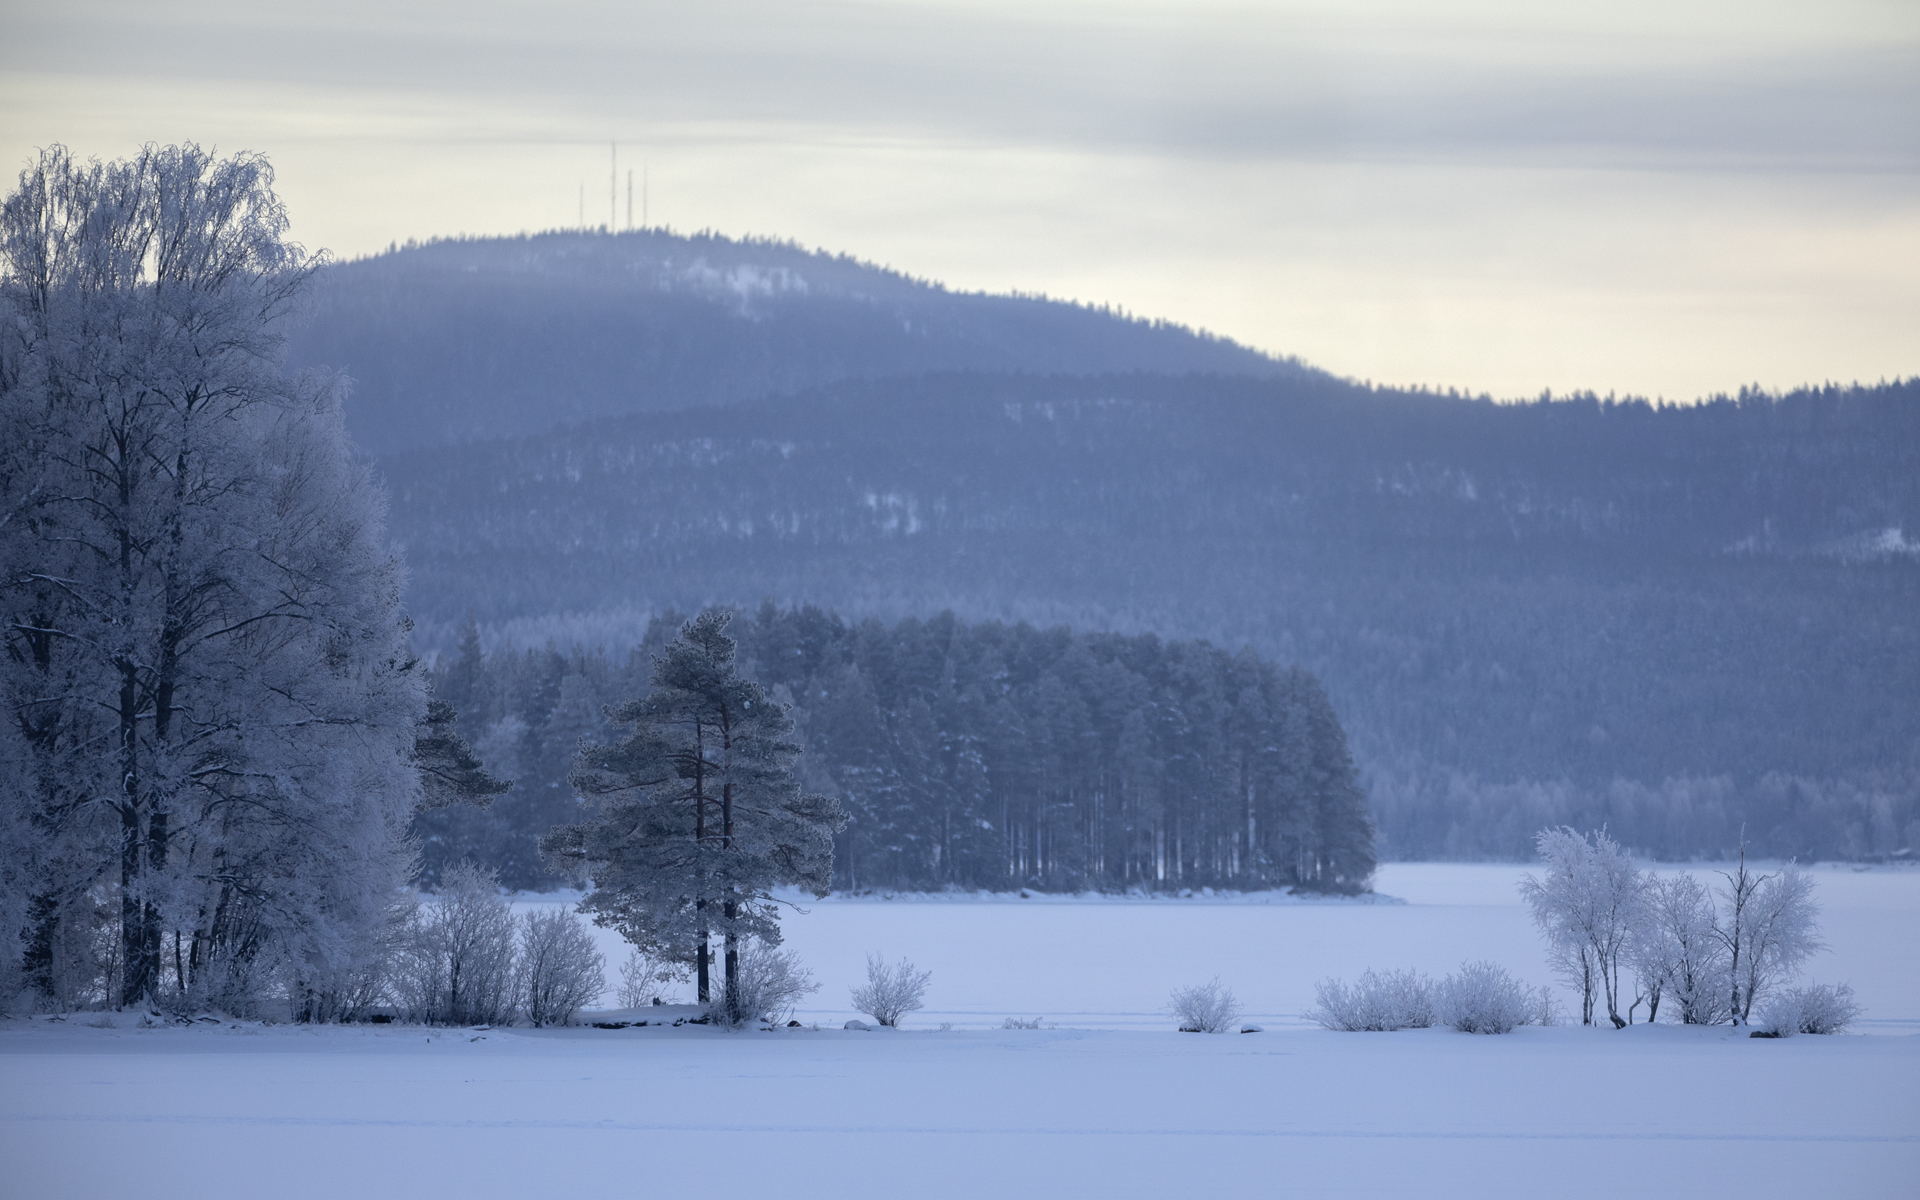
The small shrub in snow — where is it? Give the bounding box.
[519,909,605,1028]
[393,863,520,1026]
[711,943,817,1028]
[1169,978,1243,1033]
[1002,1017,1046,1029]
[1307,968,1435,1031]
[849,953,933,1028]
[1756,982,1861,1036]
[615,948,689,1009]
[1436,961,1540,1034]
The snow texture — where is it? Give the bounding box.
[4,863,1914,1199]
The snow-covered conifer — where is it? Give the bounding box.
[414,698,513,812]
[545,609,846,1024]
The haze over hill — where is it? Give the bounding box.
[290,230,1302,455]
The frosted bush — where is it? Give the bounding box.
[615,948,689,1008]
[519,909,605,1028]
[1756,982,1861,1036]
[1436,961,1540,1034]
[392,863,520,1026]
[1307,969,1436,1031]
[711,943,818,1028]
[849,953,933,1028]
[1169,978,1243,1033]
[1002,1017,1046,1029]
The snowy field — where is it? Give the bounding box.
[4,863,1916,1199]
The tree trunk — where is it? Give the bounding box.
[724,925,739,1023]
[694,720,709,1005]
[118,658,157,1008]
[721,706,739,1020]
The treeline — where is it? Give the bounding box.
[1370,770,1919,865]
[419,604,1376,894]
[380,374,1920,850]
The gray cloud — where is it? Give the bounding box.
[8,2,1914,171]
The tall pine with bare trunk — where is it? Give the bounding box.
[545,609,844,1021]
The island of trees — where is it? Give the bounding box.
[420,603,1378,897]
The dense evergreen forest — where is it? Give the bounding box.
[387,374,1920,867]
[418,606,1375,894]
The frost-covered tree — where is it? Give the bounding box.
[1519,828,1643,1027]
[1630,872,1728,1025]
[545,609,845,1021]
[715,940,816,1027]
[849,952,932,1028]
[1711,849,1823,1025]
[393,862,519,1025]
[518,907,603,1027]
[615,945,688,1008]
[0,145,424,1012]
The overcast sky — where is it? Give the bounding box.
[3,0,1915,399]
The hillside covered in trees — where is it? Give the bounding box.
[287,230,1300,455]
[420,607,1375,894]
[388,372,1920,866]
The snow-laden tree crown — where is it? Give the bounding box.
[0,145,426,1014]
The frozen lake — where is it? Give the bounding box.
[4,863,1915,1199]
[561,861,1920,1032]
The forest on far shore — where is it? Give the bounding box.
[417,604,1375,895]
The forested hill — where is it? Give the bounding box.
[287,231,1300,455]
[381,373,1920,864]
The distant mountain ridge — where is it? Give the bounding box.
[289,230,1304,455]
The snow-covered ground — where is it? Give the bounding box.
[539,860,1920,1033]
[5,863,1915,1199]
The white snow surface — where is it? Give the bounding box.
[5,863,1915,1198]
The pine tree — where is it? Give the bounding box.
[413,700,513,810]
[544,609,845,1020]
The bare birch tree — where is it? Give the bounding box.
[1519,827,1643,1027]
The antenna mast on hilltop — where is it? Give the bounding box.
[610,141,617,231]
